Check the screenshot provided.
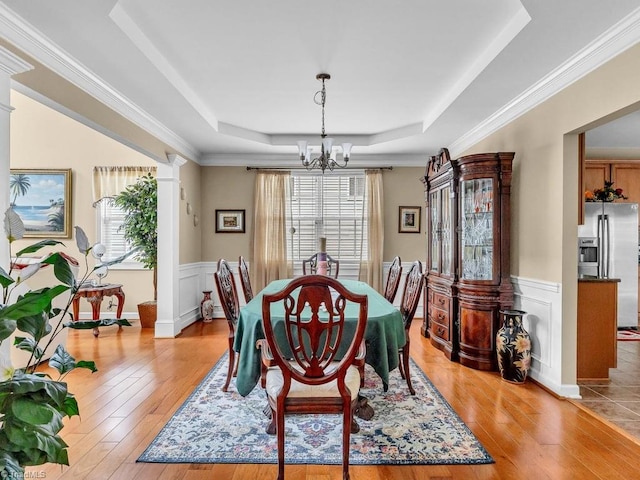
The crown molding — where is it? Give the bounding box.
[0,45,32,76]
[0,3,200,162]
[200,153,426,167]
[448,6,640,158]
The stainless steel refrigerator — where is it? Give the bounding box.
[578,202,639,328]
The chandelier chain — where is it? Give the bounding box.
[297,73,352,173]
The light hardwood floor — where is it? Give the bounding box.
[29,319,640,480]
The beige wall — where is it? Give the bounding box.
[9,90,157,314]
[382,167,426,263]
[178,158,203,264]
[462,42,640,384]
[201,166,255,262]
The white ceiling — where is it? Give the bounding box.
[1,0,640,166]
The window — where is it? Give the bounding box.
[95,199,142,269]
[92,166,155,269]
[286,171,367,267]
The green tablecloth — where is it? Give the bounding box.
[233,278,406,397]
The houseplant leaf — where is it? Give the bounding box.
[4,208,24,242]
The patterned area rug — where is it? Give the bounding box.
[618,329,640,341]
[137,353,493,466]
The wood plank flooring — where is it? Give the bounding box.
[28,319,640,480]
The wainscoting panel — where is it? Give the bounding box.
[178,263,202,331]
[511,275,579,399]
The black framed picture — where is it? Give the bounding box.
[399,206,421,233]
[215,209,246,233]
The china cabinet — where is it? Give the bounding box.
[422,148,515,370]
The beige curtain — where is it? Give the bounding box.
[359,169,384,291]
[92,166,156,205]
[252,171,291,292]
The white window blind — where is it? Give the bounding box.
[286,171,367,263]
[96,199,142,269]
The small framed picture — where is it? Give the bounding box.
[399,206,421,233]
[10,168,72,238]
[215,209,246,233]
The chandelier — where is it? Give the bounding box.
[297,73,352,173]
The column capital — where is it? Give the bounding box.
[166,153,188,167]
[0,46,33,76]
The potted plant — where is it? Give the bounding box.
[0,208,131,477]
[113,173,157,328]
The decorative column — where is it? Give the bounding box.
[0,48,33,268]
[155,153,187,337]
[0,48,33,365]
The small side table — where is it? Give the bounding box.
[72,283,125,337]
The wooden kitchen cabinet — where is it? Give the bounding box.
[577,278,618,381]
[584,159,640,203]
[612,163,640,204]
[584,162,610,193]
[422,148,515,370]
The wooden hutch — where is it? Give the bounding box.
[421,148,514,370]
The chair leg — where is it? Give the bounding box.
[276,408,285,480]
[402,345,415,395]
[398,351,406,379]
[265,407,276,434]
[222,343,235,392]
[343,407,353,480]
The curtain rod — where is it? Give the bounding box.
[246,166,393,171]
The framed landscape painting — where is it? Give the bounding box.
[9,169,72,238]
[215,209,245,233]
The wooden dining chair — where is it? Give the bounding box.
[214,258,240,392]
[383,256,403,303]
[238,255,253,303]
[257,275,368,480]
[302,252,340,278]
[397,260,425,395]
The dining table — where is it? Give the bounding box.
[232,278,406,398]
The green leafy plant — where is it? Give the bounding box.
[0,208,132,477]
[113,173,157,300]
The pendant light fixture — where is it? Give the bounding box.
[297,73,352,173]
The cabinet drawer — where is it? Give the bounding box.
[429,305,449,327]
[429,317,450,341]
[432,292,450,311]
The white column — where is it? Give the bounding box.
[154,153,187,337]
[0,48,32,269]
[0,49,32,365]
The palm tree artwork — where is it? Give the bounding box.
[9,173,31,206]
[8,170,70,237]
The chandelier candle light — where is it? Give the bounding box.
[297,73,352,174]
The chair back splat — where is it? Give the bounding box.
[383,256,403,303]
[238,255,254,303]
[258,275,368,480]
[397,260,425,395]
[302,252,340,278]
[214,258,240,392]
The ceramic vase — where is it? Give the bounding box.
[201,290,214,323]
[496,309,531,384]
[317,252,328,275]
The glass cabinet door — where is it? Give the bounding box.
[429,186,453,276]
[429,190,439,272]
[441,186,452,275]
[460,178,493,280]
